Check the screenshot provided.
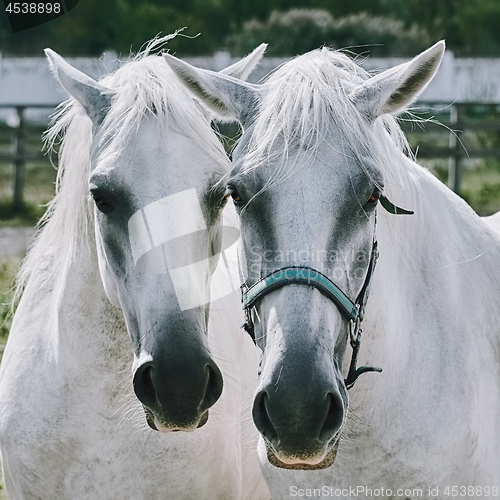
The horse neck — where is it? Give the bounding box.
[364,155,500,371]
[27,210,129,365]
[380,156,486,265]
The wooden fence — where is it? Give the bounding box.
[1,103,500,212]
[400,103,500,194]
[0,105,56,212]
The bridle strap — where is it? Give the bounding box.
[242,267,359,322]
[379,195,414,215]
[242,239,378,325]
[353,237,379,322]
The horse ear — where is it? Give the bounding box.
[218,43,267,80]
[164,54,259,123]
[45,48,115,126]
[350,40,445,119]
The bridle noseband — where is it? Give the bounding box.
[239,195,413,389]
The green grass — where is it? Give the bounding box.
[420,158,500,216]
[0,160,55,227]
[0,201,47,228]
[461,165,500,216]
[0,258,20,361]
[0,258,22,499]
[0,474,7,499]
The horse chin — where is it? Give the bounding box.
[143,406,209,432]
[265,440,339,470]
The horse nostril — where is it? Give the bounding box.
[252,391,278,442]
[133,362,157,409]
[320,392,345,441]
[202,363,223,410]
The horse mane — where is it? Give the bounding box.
[15,35,229,303]
[241,46,415,196]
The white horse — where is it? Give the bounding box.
[166,42,500,499]
[0,37,270,500]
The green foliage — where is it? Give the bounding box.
[113,3,208,56]
[391,0,500,56]
[329,12,431,56]
[227,9,336,56]
[457,0,500,55]
[1,0,500,56]
[0,258,19,351]
[0,0,226,55]
[227,9,432,56]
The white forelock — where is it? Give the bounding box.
[241,47,413,191]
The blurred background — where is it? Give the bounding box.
[2,0,500,57]
[0,1,500,496]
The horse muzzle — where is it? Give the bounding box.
[133,353,223,432]
[265,439,340,470]
[253,384,346,469]
[143,405,210,432]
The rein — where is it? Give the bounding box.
[240,195,413,389]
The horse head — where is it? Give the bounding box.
[45,41,265,432]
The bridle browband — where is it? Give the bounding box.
[240,195,413,389]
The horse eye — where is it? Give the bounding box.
[92,194,111,212]
[367,189,381,205]
[93,196,107,206]
[226,187,243,204]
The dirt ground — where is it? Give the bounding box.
[0,227,36,259]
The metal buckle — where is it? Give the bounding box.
[349,305,361,346]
